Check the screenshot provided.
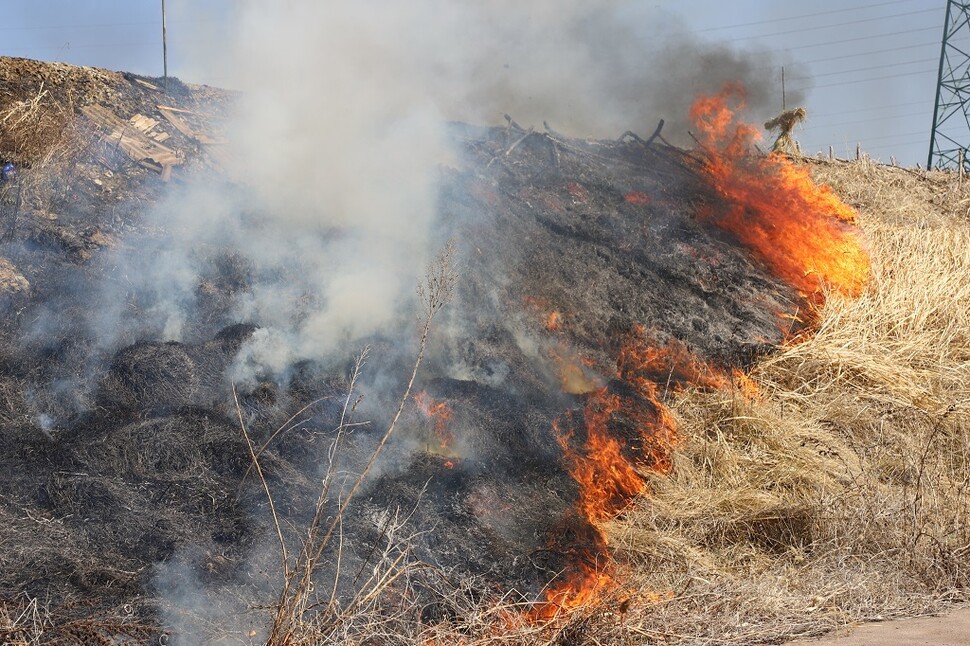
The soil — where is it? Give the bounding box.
[790,607,970,645]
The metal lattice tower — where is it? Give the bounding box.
[928,1,970,170]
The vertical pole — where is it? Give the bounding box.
[781,66,787,111]
[162,0,169,91]
[929,0,953,169]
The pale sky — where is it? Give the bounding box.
[0,1,952,167]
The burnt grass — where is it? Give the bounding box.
[0,59,805,640]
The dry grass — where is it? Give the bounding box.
[604,157,970,644]
[1,106,965,642]
[0,84,93,220]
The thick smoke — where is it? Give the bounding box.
[128,0,806,383]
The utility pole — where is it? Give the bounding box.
[161,0,168,91]
[928,1,970,170]
[781,66,787,111]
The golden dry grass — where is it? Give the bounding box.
[601,157,970,644]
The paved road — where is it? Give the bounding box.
[792,607,970,645]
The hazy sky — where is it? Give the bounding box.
[0,0,950,167]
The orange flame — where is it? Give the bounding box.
[537,329,725,618]
[549,345,600,395]
[690,83,870,304]
[546,311,562,332]
[732,368,761,401]
[414,391,455,452]
[624,191,651,206]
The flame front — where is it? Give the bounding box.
[538,329,717,618]
[691,83,870,303]
[414,391,456,454]
[530,90,871,621]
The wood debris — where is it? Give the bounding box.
[80,104,182,180]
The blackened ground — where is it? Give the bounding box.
[0,61,804,640]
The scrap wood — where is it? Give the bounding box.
[128,114,159,133]
[133,78,162,92]
[156,104,196,115]
[80,104,182,179]
[157,105,225,145]
[156,106,195,139]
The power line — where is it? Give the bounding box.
[831,129,928,142]
[0,18,216,31]
[858,138,931,152]
[788,57,937,82]
[800,41,938,66]
[696,0,922,32]
[811,99,929,119]
[801,109,929,130]
[728,7,940,42]
[789,67,936,92]
[786,25,939,50]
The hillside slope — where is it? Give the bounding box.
[1,57,964,645]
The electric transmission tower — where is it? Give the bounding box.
[928,1,970,170]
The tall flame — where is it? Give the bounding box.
[691,83,870,303]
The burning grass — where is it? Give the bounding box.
[290,158,970,645]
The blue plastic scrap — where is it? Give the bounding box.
[1,162,15,181]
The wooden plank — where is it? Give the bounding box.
[82,104,183,175]
[157,106,196,139]
[156,104,196,115]
[157,105,226,145]
[129,114,159,133]
[134,78,162,92]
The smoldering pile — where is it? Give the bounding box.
[0,102,812,640]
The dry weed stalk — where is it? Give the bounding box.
[0,595,49,646]
[236,244,458,645]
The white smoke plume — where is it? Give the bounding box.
[120,0,803,383]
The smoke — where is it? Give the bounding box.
[153,546,270,646]
[80,1,809,386]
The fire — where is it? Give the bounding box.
[624,191,651,206]
[531,86,871,623]
[414,391,456,453]
[538,329,725,617]
[733,368,761,401]
[546,310,562,332]
[690,83,870,303]
[549,345,600,395]
[554,393,645,524]
[531,514,616,621]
